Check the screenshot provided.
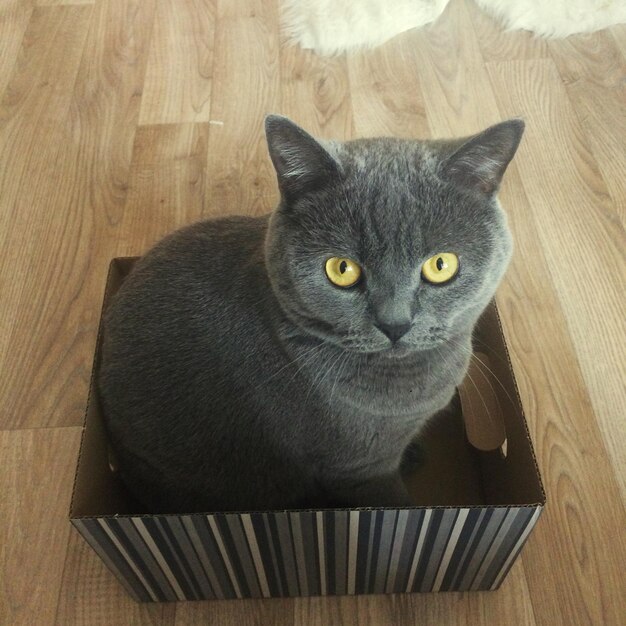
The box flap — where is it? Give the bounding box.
[458,352,507,453]
[471,302,545,506]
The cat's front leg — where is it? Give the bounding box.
[327,472,414,508]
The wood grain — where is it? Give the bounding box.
[347,30,429,139]
[113,122,210,256]
[0,427,82,625]
[611,24,626,58]
[548,31,626,223]
[36,0,94,6]
[139,0,215,125]
[0,0,34,100]
[467,562,537,626]
[294,595,396,626]
[487,59,626,503]
[1,0,155,431]
[0,4,93,430]
[490,162,626,626]
[0,0,625,623]
[465,0,550,61]
[279,41,353,140]
[203,0,280,217]
[176,598,294,626]
[55,531,176,626]
[411,0,504,136]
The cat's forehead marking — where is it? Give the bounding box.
[339,138,435,171]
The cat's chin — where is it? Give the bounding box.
[380,344,415,359]
[376,335,457,356]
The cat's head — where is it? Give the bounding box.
[264,115,522,355]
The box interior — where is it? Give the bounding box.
[71,258,545,518]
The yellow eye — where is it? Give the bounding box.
[325,257,362,288]
[421,253,459,284]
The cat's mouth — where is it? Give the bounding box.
[338,330,450,354]
[379,328,452,354]
[381,344,414,359]
[340,339,419,358]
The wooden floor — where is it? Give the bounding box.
[1,0,625,623]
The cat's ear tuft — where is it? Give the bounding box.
[441,119,525,195]
[265,115,340,201]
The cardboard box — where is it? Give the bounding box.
[70,258,545,602]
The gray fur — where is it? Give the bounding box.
[99,115,523,513]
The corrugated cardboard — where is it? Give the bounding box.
[69,258,545,601]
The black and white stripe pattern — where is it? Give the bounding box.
[72,505,542,602]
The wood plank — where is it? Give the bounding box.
[113,122,210,256]
[55,531,176,626]
[297,589,530,626]
[279,39,353,140]
[66,0,156,231]
[487,59,626,503]
[0,4,91,240]
[0,4,93,430]
[464,0,549,61]
[139,0,215,125]
[347,30,430,139]
[548,31,626,223]
[486,160,626,626]
[609,24,626,58]
[176,598,294,625]
[37,0,94,6]
[0,0,155,430]
[410,0,504,135]
[295,595,393,626]
[203,0,280,217]
[0,427,82,625]
[467,562,537,625]
[0,1,34,100]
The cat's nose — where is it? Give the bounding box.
[375,321,412,343]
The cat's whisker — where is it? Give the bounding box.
[449,337,517,409]
[468,352,514,409]
[251,342,324,392]
[434,346,452,381]
[302,349,336,404]
[470,332,514,369]
[328,351,352,410]
[461,368,492,433]
[305,347,346,405]
[283,343,328,386]
[437,345,493,432]
[448,340,500,405]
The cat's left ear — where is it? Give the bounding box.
[441,119,525,195]
[265,115,340,201]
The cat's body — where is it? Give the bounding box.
[99,117,523,513]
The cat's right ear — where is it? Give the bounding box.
[440,119,525,196]
[265,115,340,202]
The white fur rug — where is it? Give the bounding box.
[475,0,626,37]
[281,0,626,55]
[281,0,450,55]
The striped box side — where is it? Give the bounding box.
[71,505,543,601]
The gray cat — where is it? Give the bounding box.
[99,115,523,513]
